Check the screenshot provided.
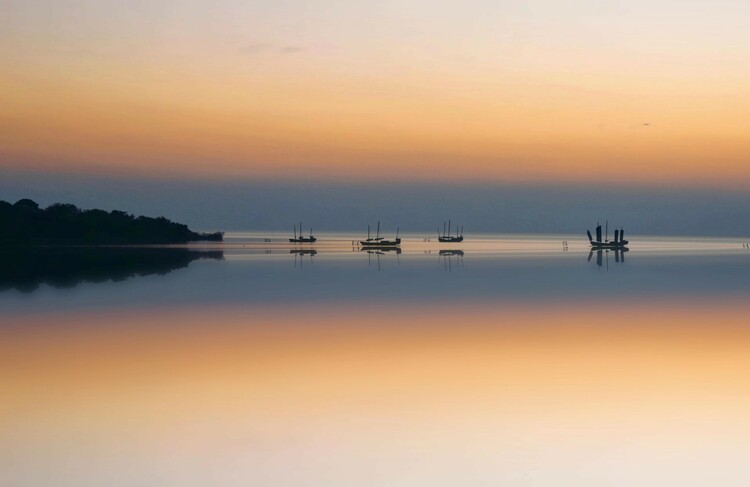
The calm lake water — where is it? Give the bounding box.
[3,233,750,486]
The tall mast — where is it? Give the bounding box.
[368,224,370,240]
[448,219,451,237]
[605,220,608,242]
[376,221,380,240]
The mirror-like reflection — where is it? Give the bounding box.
[439,249,465,257]
[363,247,401,271]
[290,249,317,256]
[0,247,223,293]
[2,235,750,312]
[438,249,465,272]
[588,248,629,270]
[3,233,750,486]
[291,249,317,269]
[361,247,402,254]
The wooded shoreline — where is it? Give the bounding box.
[0,199,223,245]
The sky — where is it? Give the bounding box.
[2,1,750,232]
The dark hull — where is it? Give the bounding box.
[438,236,464,243]
[289,237,317,243]
[590,241,629,249]
[360,239,401,247]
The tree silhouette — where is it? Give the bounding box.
[0,199,223,245]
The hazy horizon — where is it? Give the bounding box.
[3,169,750,237]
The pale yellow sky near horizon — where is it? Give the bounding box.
[2,1,749,186]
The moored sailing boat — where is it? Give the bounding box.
[438,219,464,243]
[360,221,401,247]
[289,222,317,243]
[587,220,628,249]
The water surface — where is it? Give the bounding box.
[2,233,750,486]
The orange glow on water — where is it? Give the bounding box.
[3,301,750,484]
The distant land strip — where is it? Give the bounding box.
[0,199,223,245]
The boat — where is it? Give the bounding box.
[587,220,628,249]
[360,221,401,247]
[438,220,464,243]
[289,222,317,243]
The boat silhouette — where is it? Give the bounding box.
[587,220,628,249]
[360,221,401,247]
[289,222,317,243]
[438,219,464,243]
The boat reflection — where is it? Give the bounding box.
[289,249,318,256]
[438,249,464,257]
[361,247,401,271]
[291,248,316,268]
[439,249,465,272]
[360,247,402,255]
[588,248,629,270]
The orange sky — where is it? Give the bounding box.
[2,1,750,186]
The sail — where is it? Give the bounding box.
[595,225,602,243]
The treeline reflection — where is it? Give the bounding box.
[0,247,223,292]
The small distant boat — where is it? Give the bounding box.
[587,220,628,249]
[289,222,317,243]
[360,221,401,247]
[438,220,464,243]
